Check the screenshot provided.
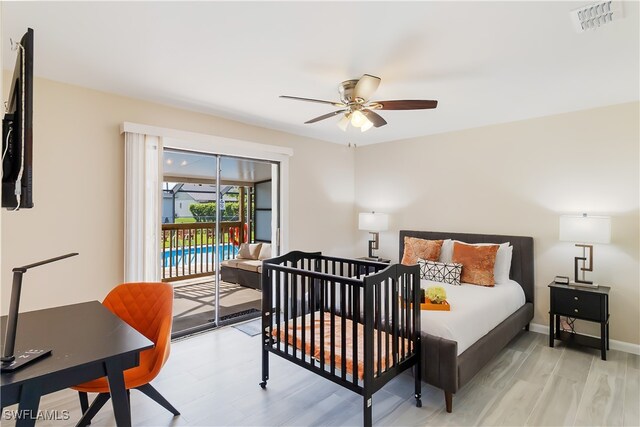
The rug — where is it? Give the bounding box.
[233,318,263,337]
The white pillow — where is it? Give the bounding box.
[258,243,272,260]
[439,239,454,263]
[237,243,262,260]
[440,240,512,284]
[495,245,513,284]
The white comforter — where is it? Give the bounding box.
[420,279,525,355]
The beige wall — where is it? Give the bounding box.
[355,102,639,345]
[2,71,637,347]
[1,75,356,313]
[0,5,3,298]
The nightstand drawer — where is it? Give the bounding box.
[552,288,602,321]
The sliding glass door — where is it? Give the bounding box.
[161,148,280,337]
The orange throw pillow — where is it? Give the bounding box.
[452,242,499,287]
[401,237,443,265]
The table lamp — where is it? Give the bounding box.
[359,212,388,260]
[559,214,611,287]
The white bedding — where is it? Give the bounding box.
[421,279,525,355]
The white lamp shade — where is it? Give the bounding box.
[359,212,388,232]
[559,215,611,244]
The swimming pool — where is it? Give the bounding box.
[162,243,238,266]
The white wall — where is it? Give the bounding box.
[355,102,639,345]
[1,75,356,314]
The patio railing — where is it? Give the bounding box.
[161,221,246,282]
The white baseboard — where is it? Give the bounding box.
[529,322,640,356]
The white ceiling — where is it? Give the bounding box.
[2,1,638,146]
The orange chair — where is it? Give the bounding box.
[72,282,179,426]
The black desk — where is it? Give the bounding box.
[1,301,153,426]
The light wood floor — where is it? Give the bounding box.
[3,328,638,426]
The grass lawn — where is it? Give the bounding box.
[174,217,196,224]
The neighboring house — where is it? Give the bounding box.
[162,183,237,222]
[162,184,199,221]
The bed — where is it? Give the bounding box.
[260,251,422,427]
[399,230,534,413]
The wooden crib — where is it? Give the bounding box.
[259,251,422,426]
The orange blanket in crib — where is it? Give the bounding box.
[272,312,412,380]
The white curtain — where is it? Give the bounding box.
[124,132,162,282]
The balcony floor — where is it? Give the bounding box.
[171,276,261,336]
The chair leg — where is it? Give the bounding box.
[78,392,89,415]
[135,384,180,416]
[77,393,110,427]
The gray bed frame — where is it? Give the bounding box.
[399,230,534,413]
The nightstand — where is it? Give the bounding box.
[548,282,610,360]
[357,257,391,263]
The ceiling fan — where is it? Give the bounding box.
[280,74,438,132]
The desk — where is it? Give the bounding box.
[1,301,153,427]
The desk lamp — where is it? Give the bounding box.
[1,253,78,372]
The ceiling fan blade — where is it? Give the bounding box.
[362,109,387,128]
[353,74,381,102]
[280,95,345,107]
[304,109,348,124]
[376,100,438,110]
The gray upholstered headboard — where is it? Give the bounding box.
[399,230,534,305]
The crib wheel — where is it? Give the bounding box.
[259,381,267,389]
[416,399,422,408]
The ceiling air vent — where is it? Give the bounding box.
[570,1,624,32]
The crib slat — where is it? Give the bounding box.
[385,277,391,372]
[352,284,359,386]
[301,274,306,362]
[320,276,325,372]
[340,281,347,381]
[284,271,289,355]
[404,275,409,359]
[310,276,315,365]
[392,277,399,367]
[402,274,413,358]
[330,281,336,376]
[376,280,382,376]
[411,273,417,352]
[401,275,405,359]
[292,272,298,357]
[275,269,281,351]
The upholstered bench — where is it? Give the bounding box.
[220,243,271,291]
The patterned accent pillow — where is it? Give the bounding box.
[418,259,463,286]
[452,242,499,287]
[401,237,444,265]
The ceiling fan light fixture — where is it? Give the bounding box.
[337,114,351,132]
[350,110,368,128]
[361,120,374,132]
